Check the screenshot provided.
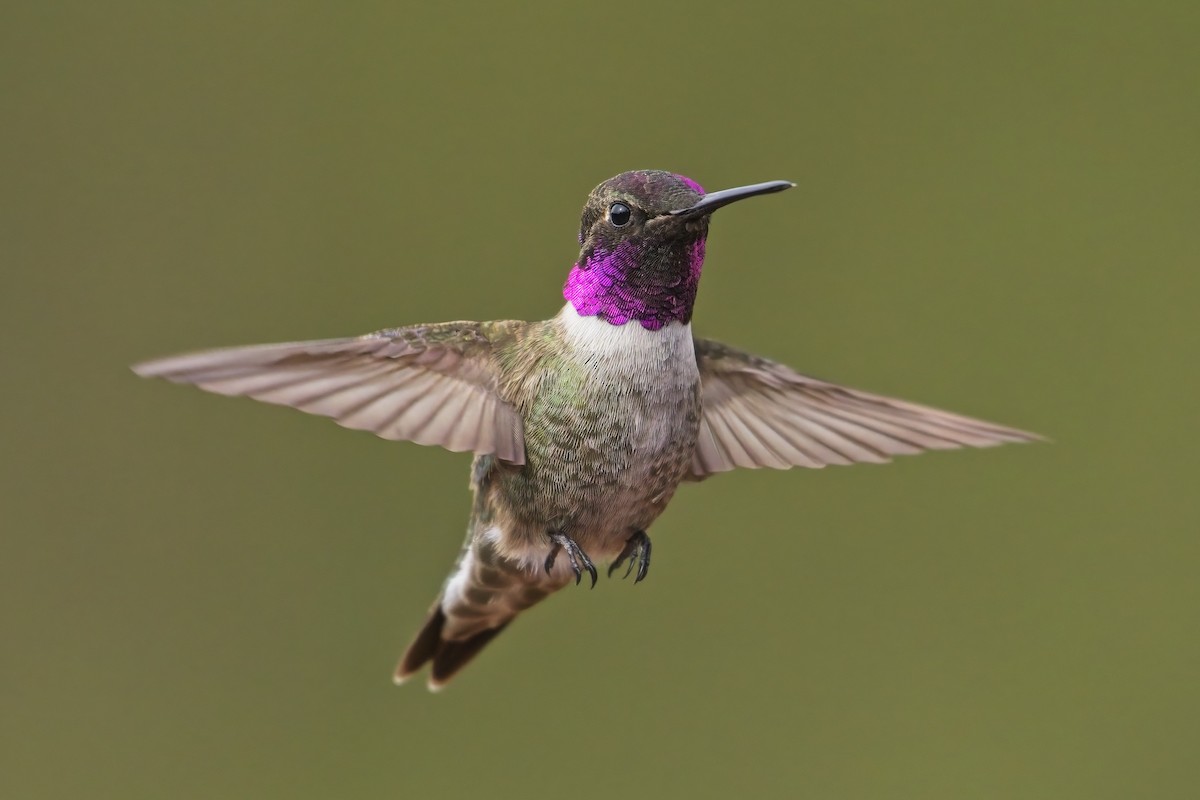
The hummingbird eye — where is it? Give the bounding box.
[607,202,632,228]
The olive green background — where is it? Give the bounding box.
[3,2,1196,798]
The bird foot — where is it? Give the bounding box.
[608,530,652,583]
[544,531,597,588]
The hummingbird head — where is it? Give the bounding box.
[563,170,793,330]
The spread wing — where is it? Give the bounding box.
[133,321,525,464]
[692,338,1040,477]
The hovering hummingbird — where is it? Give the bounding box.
[133,170,1038,690]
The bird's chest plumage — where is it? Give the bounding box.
[496,307,700,552]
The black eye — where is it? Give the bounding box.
[608,202,632,228]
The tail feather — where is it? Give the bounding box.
[394,605,511,690]
[394,527,565,689]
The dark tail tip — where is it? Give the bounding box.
[393,606,510,691]
[394,606,448,684]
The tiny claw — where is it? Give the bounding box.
[546,531,597,589]
[611,531,652,583]
[564,545,583,584]
[544,543,561,576]
[634,544,650,583]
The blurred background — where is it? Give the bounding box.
[3,2,1197,798]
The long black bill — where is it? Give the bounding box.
[668,180,795,217]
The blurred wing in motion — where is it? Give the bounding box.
[692,338,1040,477]
[133,321,526,464]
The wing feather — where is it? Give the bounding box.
[692,338,1039,477]
[133,322,526,463]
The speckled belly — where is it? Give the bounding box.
[497,376,700,555]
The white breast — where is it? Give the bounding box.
[558,303,698,383]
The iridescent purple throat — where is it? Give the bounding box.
[564,173,708,330]
[563,238,707,330]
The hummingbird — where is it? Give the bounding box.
[133,170,1038,690]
